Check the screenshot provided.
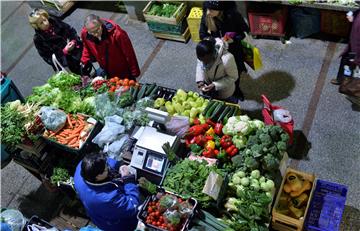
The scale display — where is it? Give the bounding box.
[145,154,165,173]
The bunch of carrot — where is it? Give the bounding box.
[44,114,93,149]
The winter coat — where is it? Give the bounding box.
[74,158,140,231]
[81,19,140,79]
[33,17,82,74]
[196,38,238,99]
[199,3,249,72]
[342,9,360,65]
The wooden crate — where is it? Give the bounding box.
[143,1,187,25]
[16,139,46,158]
[272,168,316,231]
[153,26,190,43]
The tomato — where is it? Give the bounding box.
[123,78,129,86]
[119,79,124,85]
[114,76,119,81]
[122,86,130,92]
[109,78,116,83]
[129,80,136,86]
[152,222,157,226]
[157,221,161,226]
[148,207,153,213]
[110,86,116,92]
[155,211,160,217]
[178,198,183,203]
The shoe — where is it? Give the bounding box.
[330,79,341,85]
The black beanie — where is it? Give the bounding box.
[203,1,225,11]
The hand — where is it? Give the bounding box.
[119,165,130,177]
[197,81,205,89]
[201,83,215,92]
[64,41,75,52]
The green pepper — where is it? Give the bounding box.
[190,144,202,153]
[216,150,227,160]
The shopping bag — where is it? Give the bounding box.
[51,54,69,73]
[339,77,360,97]
[241,39,263,71]
[261,95,294,145]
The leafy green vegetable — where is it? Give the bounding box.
[50,167,70,185]
[48,72,81,90]
[162,159,224,208]
[148,2,179,17]
[0,103,26,148]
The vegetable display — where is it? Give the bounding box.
[142,191,195,231]
[202,100,240,124]
[1,101,42,149]
[147,2,179,17]
[43,114,95,149]
[50,167,70,186]
[154,89,209,125]
[162,159,224,208]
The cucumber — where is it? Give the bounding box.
[210,102,225,121]
[137,85,147,100]
[223,106,235,124]
[217,105,231,122]
[232,106,240,116]
[132,86,139,99]
[202,100,216,116]
[145,83,156,96]
[149,85,160,98]
[205,101,220,118]
[129,86,134,95]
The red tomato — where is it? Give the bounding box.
[123,78,129,86]
[114,76,119,81]
[129,80,136,86]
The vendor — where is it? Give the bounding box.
[74,152,140,231]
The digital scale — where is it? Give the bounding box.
[130,126,179,185]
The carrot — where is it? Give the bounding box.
[68,137,78,145]
[66,115,73,128]
[65,134,79,141]
[72,125,85,134]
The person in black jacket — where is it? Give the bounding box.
[29,8,83,74]
[199,1,249,101]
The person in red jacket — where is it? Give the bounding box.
[81,14,140,79]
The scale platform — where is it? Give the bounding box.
[130,126,178,185]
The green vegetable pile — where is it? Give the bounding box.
[162,159,224,208]
[27,73,95,115]
[50,167,70,185]
[0,101,41,149]
[239,125,289,178]
[147,2,179,18]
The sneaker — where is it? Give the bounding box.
[330,79,341,85]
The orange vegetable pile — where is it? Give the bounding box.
[43,114,94,149]
[108,77,138,93]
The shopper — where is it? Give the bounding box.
[74,152,140,231]
[80,14,140,79]
[29,8,83,74]
[331,8,360,85]
[199,0,249,100]
[196,38,238,103]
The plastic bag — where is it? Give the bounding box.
[178,201,193,219]
[135,97,154,110]
[158,194,179,213]
[92,115,125,147]
[104,134,129,160]
[0,209,26,231]
[94,93,123,122]
[79,226,102,231]
[122,109,150,130]
[39,106,66,132]
[165,115,190,136]
[163,210,181,226]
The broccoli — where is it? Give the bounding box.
[277,141,287,152]
[244,156,259,170]
[250,144,263,157]
[262,153,280,171]
[268,146,278,154]
[259,133,272,147]
[269,125,282,140]
[280,133,290,143]
[247,135,260,146]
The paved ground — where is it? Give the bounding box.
[1,1,360,230]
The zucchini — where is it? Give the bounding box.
[223,106,235,124]
[232,106,240,116]
[129,86,134,95]
[132,86,139,99]
[210,103,225,121]
[217,105,231,122]
[149,85,160,98]
[202,100,216,116]
[137,85,147,100]
[205,101,220,118]
[145,83,156,96]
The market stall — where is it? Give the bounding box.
[0,70,348,231]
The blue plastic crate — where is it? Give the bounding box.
[1,78,24,104]
[305,180,347,231]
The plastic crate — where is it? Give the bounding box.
[248,6,288,36]
[1,78,25,105]
[320,10,350,37]
[305,180,347,231]
[137,189,198,231]
[143,1,187,25]
[290,7,320,39]
[187,7,203,42]
[147,18,188,35]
